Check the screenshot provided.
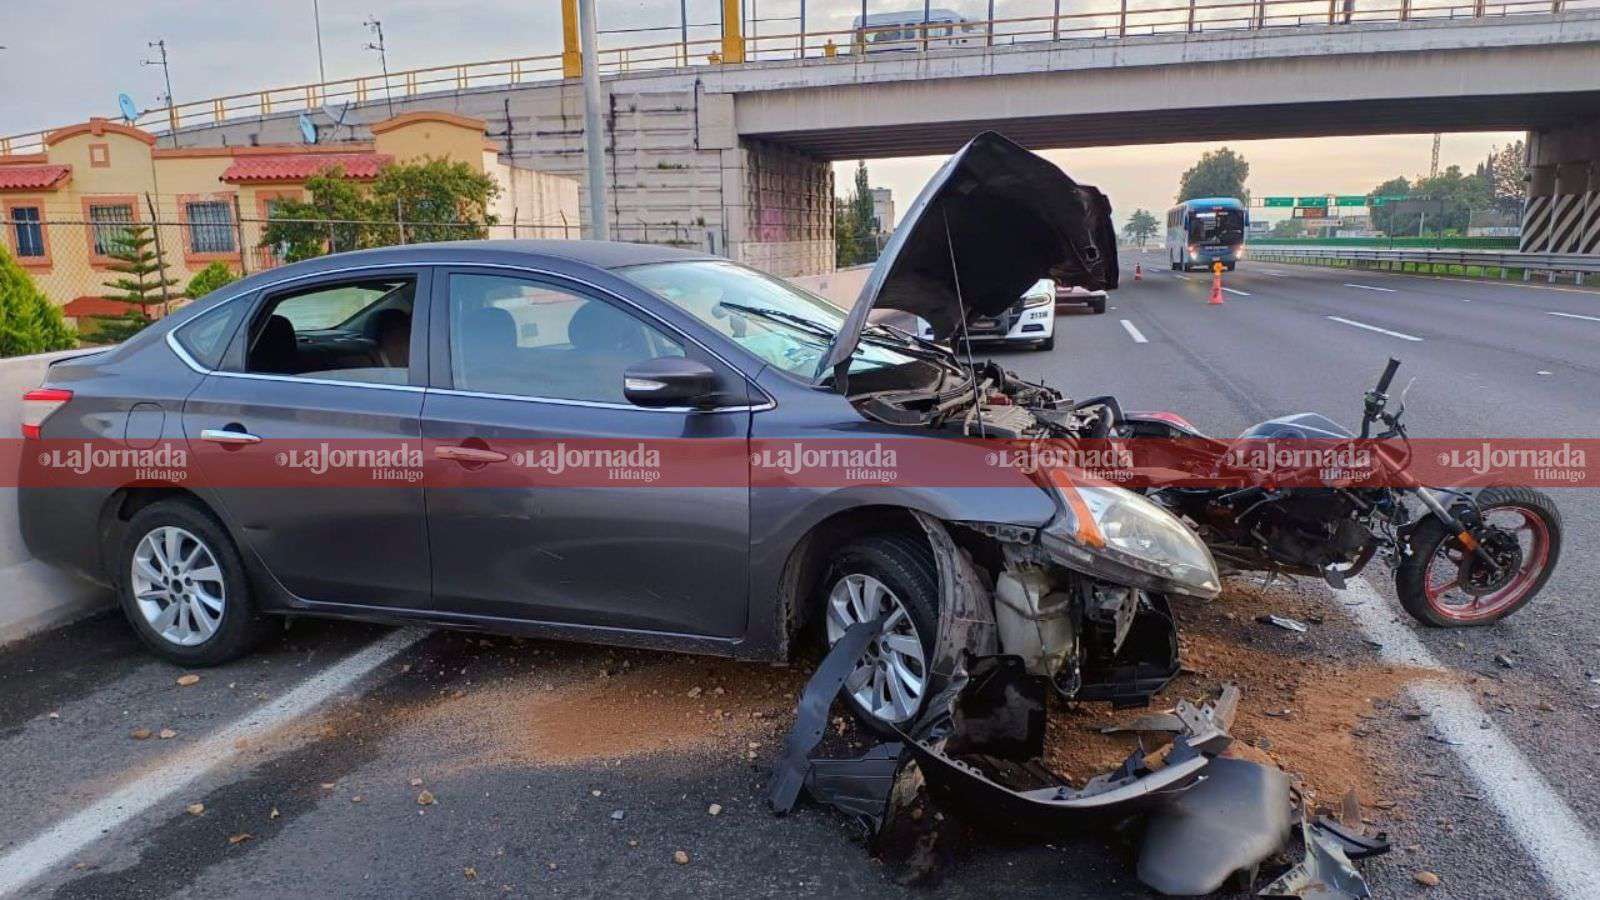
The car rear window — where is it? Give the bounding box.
[174,300,248,370]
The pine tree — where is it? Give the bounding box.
[0,245,76,357]
[96,224,177,343]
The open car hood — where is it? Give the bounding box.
[817,131,1119,384]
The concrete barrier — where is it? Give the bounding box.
[1,350,114,645]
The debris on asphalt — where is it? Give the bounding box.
[269,807,280,819]
[416,790,436,806]
[185,803,205,816]
[609,809,624,821]
[707,803,723,816]
[129,728,151,740]
[228,833,252,845]
[158,728,177,739]
[1260,814,1390,899]
[176,674,200,686]
[463,867,477,880]
[672,850,690,865]
[1257,614,1310,633]
[1415,870,1442,886]
[1494,654,1516,669]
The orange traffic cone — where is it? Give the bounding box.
[1134,263,1143,281]
[1208,262,1224,305]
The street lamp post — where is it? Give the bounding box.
[577,0,609,241]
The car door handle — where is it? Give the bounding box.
[200,428,262,445]
[435,445,508,464]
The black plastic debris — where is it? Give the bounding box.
[1259,815,1391,899]
[770,616,885,815]
[1137,758,1294,895]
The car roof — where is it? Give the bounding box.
[335,239,714,270]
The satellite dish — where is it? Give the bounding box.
[297,112,318,145]
[117,93,139,123]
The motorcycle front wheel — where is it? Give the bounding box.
[1396,487,1561,627]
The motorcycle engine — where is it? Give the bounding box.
[1224,490,1373,570]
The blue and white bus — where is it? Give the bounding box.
[1166,197,1248,271]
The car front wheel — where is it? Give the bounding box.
[118,499,269,666]
[820,534,941,734]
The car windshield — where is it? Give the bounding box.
[619,259,918,380]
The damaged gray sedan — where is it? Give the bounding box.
[23,132,1215,740]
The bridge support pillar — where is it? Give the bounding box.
[1526,118,1600,256]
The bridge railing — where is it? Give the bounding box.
[2,0,1594,156]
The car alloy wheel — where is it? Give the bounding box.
[825,573,929,724]
[131,526,227,647]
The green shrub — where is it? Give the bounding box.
[186,261,239,299]
[0,245,76,357]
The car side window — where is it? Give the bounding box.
[174,299,248,370]
[447,273,686,403]
[243,277,417,385]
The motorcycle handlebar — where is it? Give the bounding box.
[1374,358,1401,395]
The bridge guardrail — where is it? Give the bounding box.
[1248,244,1600,280]
[3,0,1597,155]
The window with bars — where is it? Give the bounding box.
[10,207,44,257]
[89,203,135,256]
[186,201,235,254]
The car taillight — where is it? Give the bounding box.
[21,388,72,439]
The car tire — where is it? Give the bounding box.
[819,533,942,735]
[1038,335,1055,351]
[117,498,270,666]
[1090,297,1106,315]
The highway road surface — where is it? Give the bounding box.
[3,255,1600,898]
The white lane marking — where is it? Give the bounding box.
[1343,282,1398,293]
[1120,319,1149,343]
[1262,271,1288,277]
[0,627,430,896]
[1172,272,1190,280]
[1343,578,1600,900]
[1325,315,1423,342]
[1221,287,1250,297]
[1547,311,1600,323]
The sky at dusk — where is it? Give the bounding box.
[2,1,1524,229]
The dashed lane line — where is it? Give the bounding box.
[1344,578,1600,900]
[1221,287,1251,297]
[1547,311,1600,323]
[1120,319,1149,344]
[0,626,431,896]
[1343,283,1398,293]
[1325,315,1423,342]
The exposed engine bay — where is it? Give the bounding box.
[850,355,1118,441]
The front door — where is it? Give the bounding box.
[182,269,432,610]
[420,269,752,638]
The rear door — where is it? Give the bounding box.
[181,267,433,610]
[419,268,753,637]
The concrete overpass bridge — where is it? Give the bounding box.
[13,2,1599,274]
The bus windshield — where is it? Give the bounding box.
[1188,209,1245,245]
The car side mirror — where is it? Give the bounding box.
[623,357,719,409]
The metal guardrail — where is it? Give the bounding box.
[1249,244,1600,278]
[1,0,1595,155]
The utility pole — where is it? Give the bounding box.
[364,16,394,116]
[142,39,176,146]
[1429,133,1441,178]
[313,0,327,83]
[577,0,609,241]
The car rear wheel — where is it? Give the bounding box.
[1090,297,1106,314]
[820,534,941,734]
[118,499,270,666]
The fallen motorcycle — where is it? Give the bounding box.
[1123,358,1562,627]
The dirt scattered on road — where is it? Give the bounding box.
[398,651,808,769]
[1044,582,1439,808]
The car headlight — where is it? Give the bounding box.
[1023,291,1053,309]
[1040,483,1220,599]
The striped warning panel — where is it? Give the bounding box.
[1550,193,1584,254]
[1582,191,1600,256]
[1520,194,1552,252]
